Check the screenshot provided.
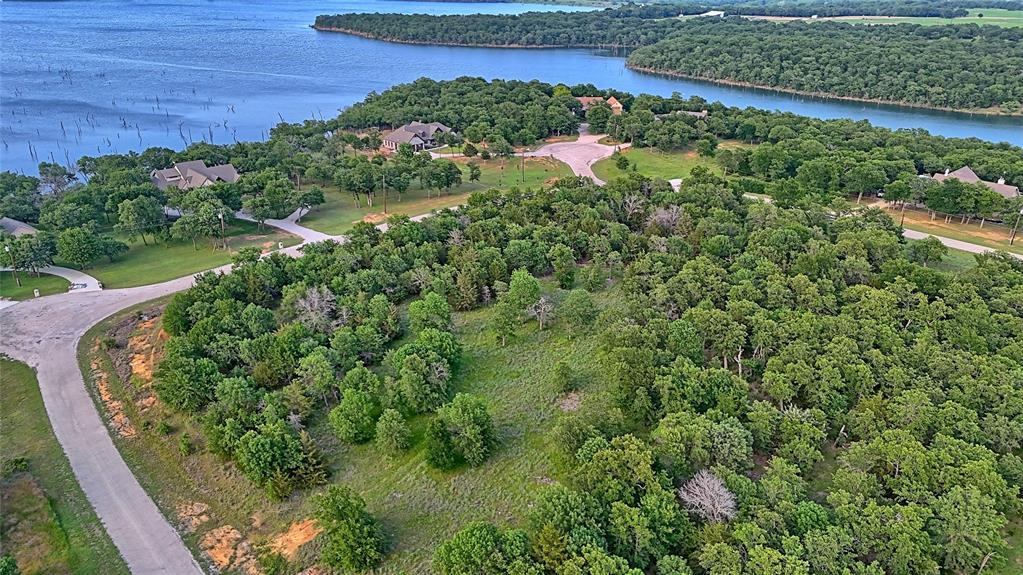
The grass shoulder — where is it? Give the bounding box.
[0,272,69,301]
[0,358,128,575]
[58,220,300,289]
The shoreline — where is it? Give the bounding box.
[625,65,1022,118]
[311,26,632,49]
[311,26,1022,118]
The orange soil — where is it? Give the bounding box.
[269,518,322,560]
[90,351,136,439]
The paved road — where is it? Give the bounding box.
[236,208,334,243]
[523,133,626,185]
[1,276,209,574]
[0,215,364,573]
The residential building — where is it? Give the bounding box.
[931,166,1019,199]
[151,160,240,191]
[382,121,453,152]
[575,96,623,115]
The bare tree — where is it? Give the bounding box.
[295,285,339,333]
[528,296,555,330]
[622,194,645,220]
[448,228,465,247]
[410,267,432,293]
[677,469,737,524]
[646,205,684,234]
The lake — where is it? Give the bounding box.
[2,0,1021,175]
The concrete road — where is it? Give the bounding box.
[523,133,626,185]
[0,276,209,574]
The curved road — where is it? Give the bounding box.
[1,153,1018,574]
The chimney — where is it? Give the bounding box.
[944,168,950,175]
[998,177,1006,185]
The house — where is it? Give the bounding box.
[931,166,1019,199]
[606,96,624,115]
[382,121,453,152]
[0,217,37,237]
[151,160,240,191]
[696,10,725,17]
[575,96,624,115]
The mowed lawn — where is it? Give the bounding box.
[300,157,572,235]
[886,205,1023,257]
[0,272,69,301]
[58,220,300,289]
[0,359,128,575]
[82,283,615,573]
[591,141,749,183]
[837,8,1023,27]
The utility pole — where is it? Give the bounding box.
[520,153,525,183]
[218,212,227,250]
[1010,208,1023,246]
[381,170,388,214]
[5,244,21,287]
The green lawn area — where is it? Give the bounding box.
[0,272,69,301]
[0,359,128,575]
[58,220,299,289]
[592,142,749,183]
[82,282,616,572]
[923,244,980,273]
[300,157,572,235]
[838,8,1023,27]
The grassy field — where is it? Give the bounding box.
[80,282,615,573]
[300,157,571,235]
[591,142,748,183]
[0,272,69,301]
[746,9,1023,27]
[0,359,128,575]
[57,220,299,289]
[921,243,980,273]
[881,205,1023,257]
[836,8,1023,27]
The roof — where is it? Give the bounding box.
[575,96,606,108]
[383,122,452,145]
[932,166,1019,199]
[0,217,38,237]
[606,96,623,108]
[151,160,239,191]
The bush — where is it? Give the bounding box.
[156,421,173,436]
[314,485,385,571]
[552,360,575,393]
[430,394,495,468]
[178,433,195,456]
[375,408,411,455]
[1,457,29,478]
[329,389,379,444]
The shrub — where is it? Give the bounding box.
[375,408,411,455]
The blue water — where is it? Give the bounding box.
[2,0,1020,174]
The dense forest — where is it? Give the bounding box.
[314,6,686,48]
[315,8,1023,112]
[152,153,1023,573]
[628,18,1023,111]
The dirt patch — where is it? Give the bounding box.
[296,567,328,575]
[360,212,389,224]
[199,525,260,575]
[177,501,212,534]
[269,518,322,560]
[90,352,136,439]
[127,316,168,382]
[0,474,70,574]
[558,391,583,412]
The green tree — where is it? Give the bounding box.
[375,408,411,455]
[314,485,385,572]
[116,195,165,245]
[56,226,103,269]
[408,291,452,334]
[328,388,379,444]
[548,243,576,289]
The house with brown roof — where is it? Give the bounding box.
[382,121,453,152]
[151,160,240,191]
[931,166,1019,199]
[575,96,624,115]
[0,217,37,237]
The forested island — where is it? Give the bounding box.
[314,10,1023,113]
[13,76,1023,574]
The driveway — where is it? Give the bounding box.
[523,132,626,185]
